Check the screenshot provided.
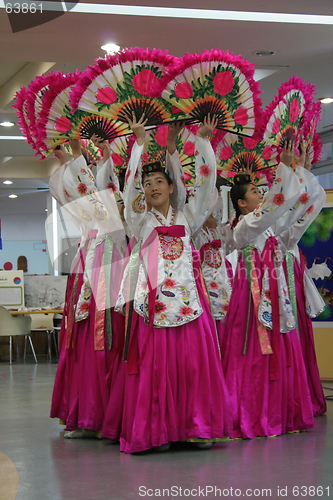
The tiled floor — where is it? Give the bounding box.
[1,361,332,500]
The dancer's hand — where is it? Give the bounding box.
[197,114,218,138]
[53,144,69,165]
[280,139,294,167]
[127,112,148,146]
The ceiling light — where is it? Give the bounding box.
[101,43,120,54]
[253,51,275,56]
[0,121,15,127]
[320,98,333,104]
[8,194,17,198]
[0,136,25,140]
[3,180,13,185]
[45,208,48,211]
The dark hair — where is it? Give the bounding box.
[230,174,252,218]
[117,167,126,192]
[142,168,173,186]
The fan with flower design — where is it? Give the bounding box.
[300,100,323,165]
[155,49,262,136]
[23,71,68,155]
[215,132,278,186]
[13,86,42,156]
[36,70,130,158]
[263,76,315,157]
[70,47,178,130]
[109,134,136,174]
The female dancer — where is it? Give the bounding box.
[278,144,326,416]
[50,140,125,437]
[104,114,231,453]
[222,141,315,439]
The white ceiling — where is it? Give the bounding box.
[0,0,333,213]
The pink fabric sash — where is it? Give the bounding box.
[261,236,281,381]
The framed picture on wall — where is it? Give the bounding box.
[299,190,333,322]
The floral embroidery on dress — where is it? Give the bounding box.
[132,193,146,213]
[94,204,107,221]
[107,182,117,193]
[77,182,88,195]
[159,234,184,260]
[272,193,285,205]
[299,192,310,204]
[203,246,222,269]
[80,210,92,221]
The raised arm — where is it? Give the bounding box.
[166,122,186,211]
[233,141,302,248]
[183,114,218,234]
[122,113,149,239]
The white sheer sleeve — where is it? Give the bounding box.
[278,173,326,250]
[122,141,147,240]
[166,150,187,211]
[233,162,301,249]
[182,136,217,235]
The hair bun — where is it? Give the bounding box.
[233,173,251,185]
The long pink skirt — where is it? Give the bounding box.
[293,260,327,416]
[222,252,314,439]
[102,268,231,453]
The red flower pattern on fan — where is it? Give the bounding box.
[262,76,316,163]
[213,71,234,96]
[156,49,263,135]
[215,131,278,186]
[69,47,178,130]
[54,116,72,133]
[174,82,193,98]
[96,87,118,104]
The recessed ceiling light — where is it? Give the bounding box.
[320,97,333,104]
[101,43,121,54]
[45,208,48,211]
[3,180,13,185]
[0,121,15,127]
[8,194,17,198]
[253,50,275,57]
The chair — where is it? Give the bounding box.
[29,313,58,360]
[0,306,37,364]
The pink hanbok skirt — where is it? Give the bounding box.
[102,250,231,453]
[222,251,314,439]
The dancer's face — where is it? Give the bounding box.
[238,184,263,214]
[143,172,174,210]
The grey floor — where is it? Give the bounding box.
[1,360,333,500]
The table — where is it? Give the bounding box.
[9,309,63,315]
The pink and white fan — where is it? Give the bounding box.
[155,49,263,136]
[70,47,178,130]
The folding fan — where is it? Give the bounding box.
[25,72,66,149]
[300,101,323,164]
[70,47,178,129]
[13,86,41,155]
[215,132,278,186]
[36,71,130,158]
[156,49,263,136]
[263,76,315,153]
[109,134,136,173]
